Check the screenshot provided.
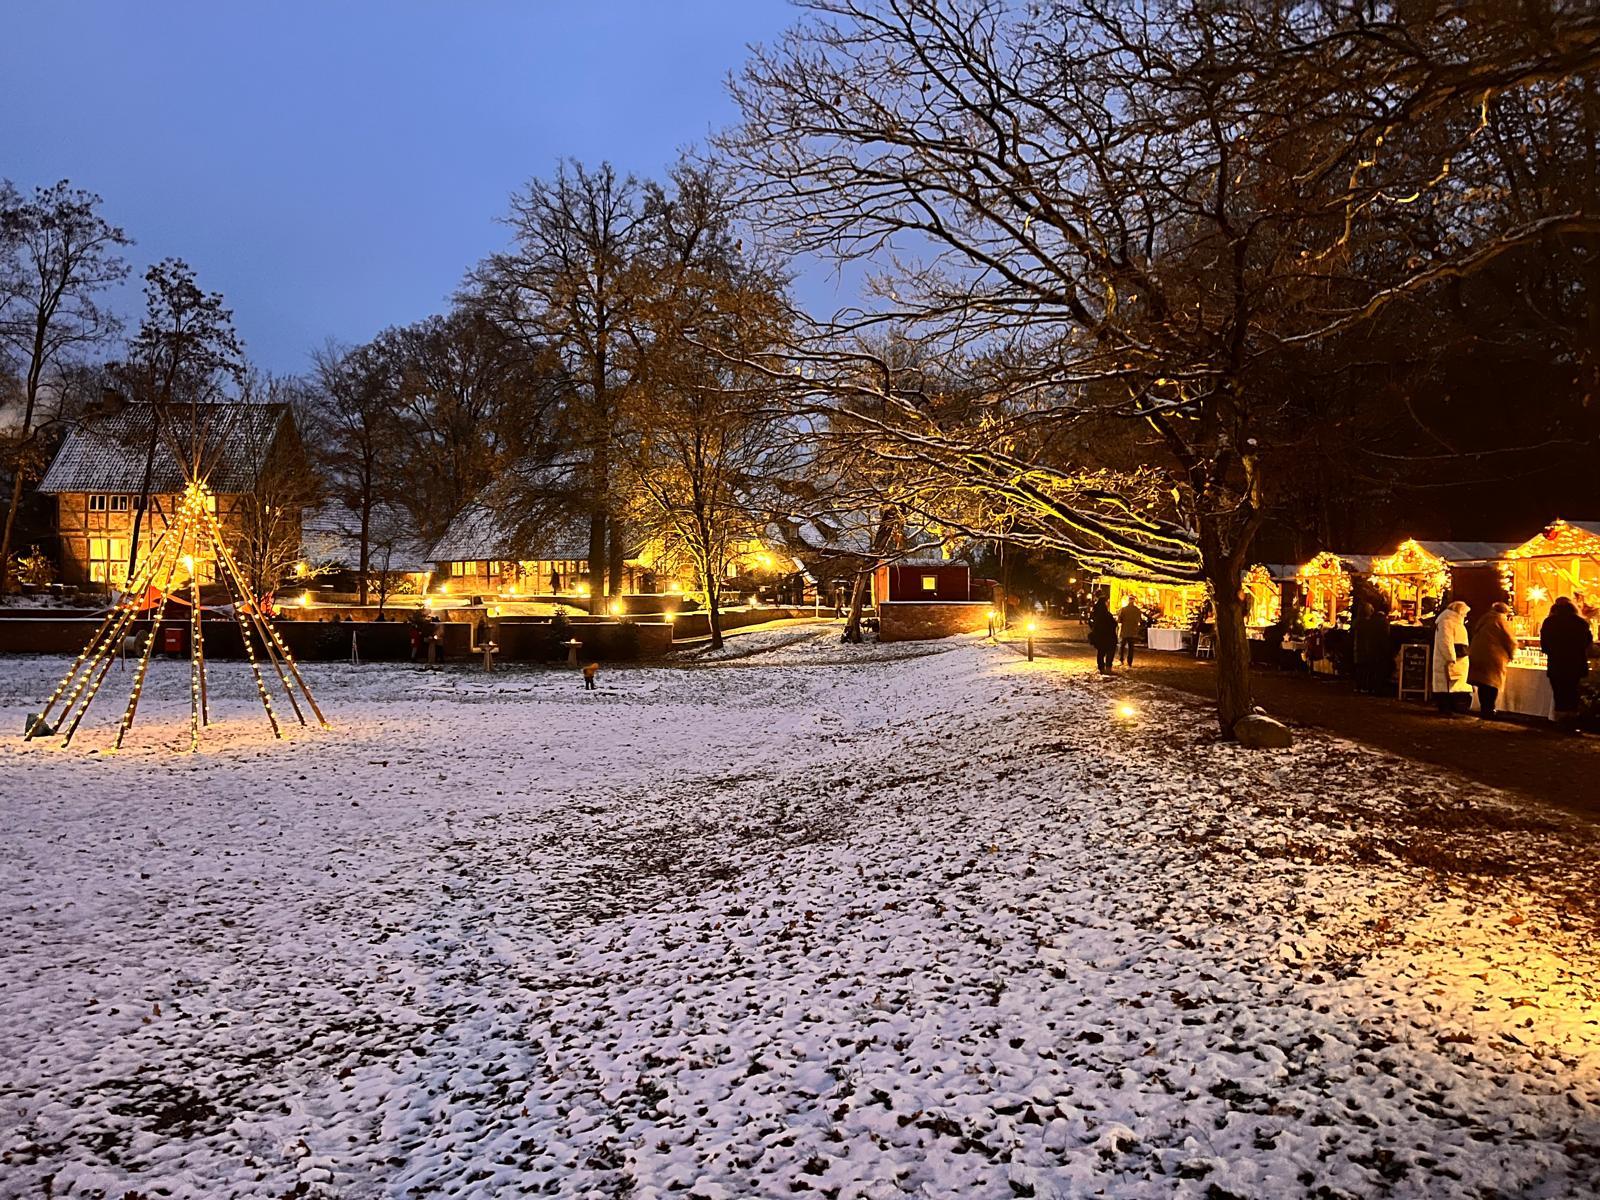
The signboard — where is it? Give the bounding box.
[1397,642,1431,702]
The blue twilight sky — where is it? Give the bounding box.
[1,0,828,373]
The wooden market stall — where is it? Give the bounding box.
[1100,576,1209,650]
[1293,552,1372,628]
[1243,563,1295,631]
[1366,539,1513,623]
[1502,519,1600,640]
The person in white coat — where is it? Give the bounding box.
[1431,600,1472,715]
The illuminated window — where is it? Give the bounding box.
[921,575,938,591]
[88,538,128,585]
[108,495,131,512]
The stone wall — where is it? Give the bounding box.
[878,600,992,642]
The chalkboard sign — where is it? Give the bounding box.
[1397,642,1431,702]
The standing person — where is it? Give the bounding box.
[1116,596,1142,668]
[1431,600,1472,715]
[426,616,445,670]
[1541,596,1593,733]
[1089,596,1117,675]
[1467,602,1517,720]
[408,617,424,664]
[1353,598,1392,695]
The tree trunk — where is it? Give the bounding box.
[0,472,25,594]
[607,520,625,597]
[586,509,606,608]
[127,417,162,580]
[1206,556,1253,736]
[357,497,371,606]
[841,568,870,643]
[707,584,724,650]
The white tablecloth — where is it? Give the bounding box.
[1147,627,1190,652]
[1470,663,1555,720]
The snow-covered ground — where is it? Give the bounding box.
[0,637,1596,1199]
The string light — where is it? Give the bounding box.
[28,477,330,749]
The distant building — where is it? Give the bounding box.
[427,501,596,598]
[37,401,306,590]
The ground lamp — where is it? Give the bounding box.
[25,473,329,752]
[1025,619,1037,661]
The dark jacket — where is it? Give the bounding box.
[1541,602,1593,681]
[1089,602,1117,650]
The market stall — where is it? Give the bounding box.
[1101,576,1209,644]
[1294,552,1371,628]
[1501,519,1600,641]
[1367,538,1513,622]
[1243,563,1294,630]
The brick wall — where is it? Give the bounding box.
[878,600,992,642]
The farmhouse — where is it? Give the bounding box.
[37,401,306,590]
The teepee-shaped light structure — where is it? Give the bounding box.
[26,405,328,751]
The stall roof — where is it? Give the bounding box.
[1254,563,1299,582]
[1409,540,1518,566]
[1507,519,1600,558]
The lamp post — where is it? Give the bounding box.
[1025,618,1036,661]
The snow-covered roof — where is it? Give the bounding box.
[39,402,292,495]
[301,503,433,574]
[427,503,591,564]
[1410,540,1518,566]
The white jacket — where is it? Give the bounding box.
[1432,605,1471,693]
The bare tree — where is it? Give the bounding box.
[725,0,1600,733]
[120,258,245,577]
[233,373,323,596]
[310,339,401,605]
[621,165,794,648]
[0,181,130,592]
[471,161,653,598]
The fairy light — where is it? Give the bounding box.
[58,527,184,747]
[201,499,327,729]
[32,521,179,737]
[30,477,329,750]
[186,523,205,751]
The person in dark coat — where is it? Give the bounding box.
[1353,598,1392,695]
[1089,597,1117,675]
[1541,596,1593,732]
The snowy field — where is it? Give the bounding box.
[1,632,1597,1199]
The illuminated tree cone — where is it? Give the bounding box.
[25,482,329,751]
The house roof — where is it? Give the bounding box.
[427,502,592,564]
[38,402,292,496]
[301,503,433,575]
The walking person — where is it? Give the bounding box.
[1431,600,1472,715]
[1541,596,1593,734]
[1089,596,1117,675]
[1467,602,1516,720]
[582,662,600,691]
[1116,596,1142,668]
[426,616,445,670]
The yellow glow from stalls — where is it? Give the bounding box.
[298,593,312,608]
[1527,584,1549,603]
[608,599,624,616]
[576,583,590,596]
